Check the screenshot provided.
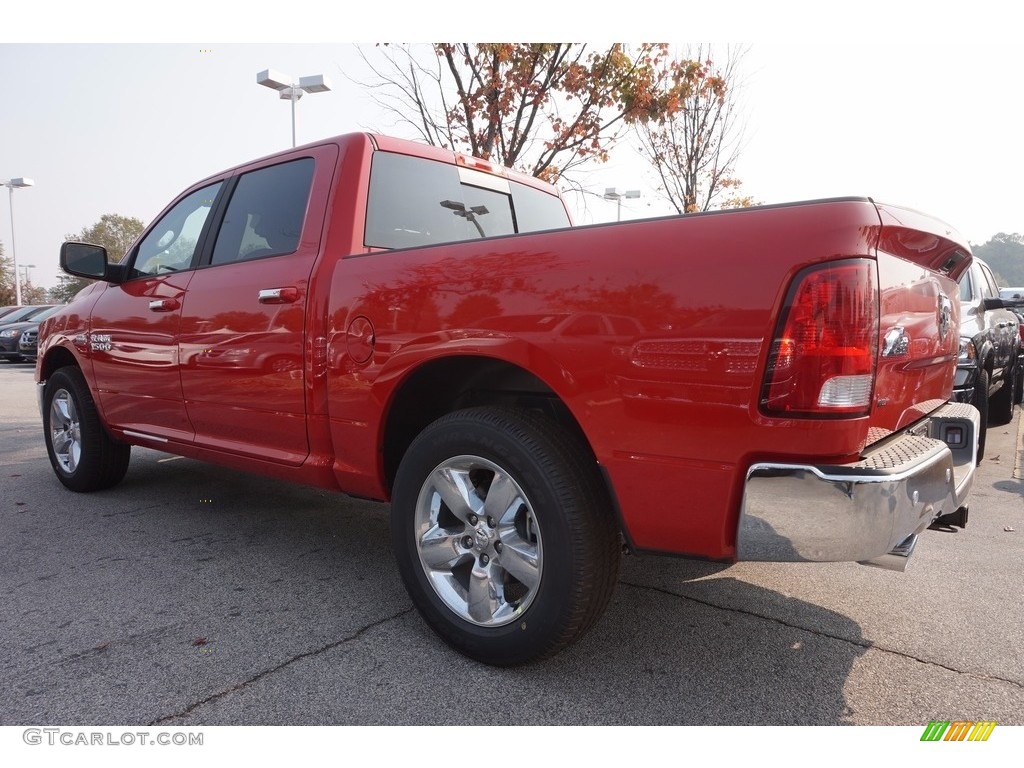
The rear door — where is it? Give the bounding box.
[178,145,337,465]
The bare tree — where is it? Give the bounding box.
[636,46,753,213]
[354,44,703,185]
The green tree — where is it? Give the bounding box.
[51,214,146,303]
[0,242,15,306]
[972,232,1024,286]
[357,43,706,184]
[635,46,754,213]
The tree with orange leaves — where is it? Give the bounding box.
[357,43,703,185]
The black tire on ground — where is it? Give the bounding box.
[989,364,1015,426]
[971,369,989,462]
[390,406,621,666]
[43,366,131,492]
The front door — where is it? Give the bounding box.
[90,182,224,443]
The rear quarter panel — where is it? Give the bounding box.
[327,199,891,558]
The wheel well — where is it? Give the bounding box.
[40,347,79,381]
[381,356,592,491]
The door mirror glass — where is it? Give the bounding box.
[60,242,108,279]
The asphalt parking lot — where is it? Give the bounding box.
[1,361,1022,726]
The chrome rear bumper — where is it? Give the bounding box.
[737,402,979,572]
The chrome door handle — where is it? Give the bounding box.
[148,298,180,312]
[258,287,299,304]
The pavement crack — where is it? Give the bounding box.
[149,606,416,725]
[619,579,1024,691]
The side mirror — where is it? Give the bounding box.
[981,297,1023,311]
[60,242,107,278]
[60,241,125,283]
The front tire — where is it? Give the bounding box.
[391,406,621,666]
[971,369,989,462]
[989,364,1016,426]
[43,366,131,492]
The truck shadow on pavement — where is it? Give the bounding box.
[3,449,869,726]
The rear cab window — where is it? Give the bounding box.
[364,151,570,249]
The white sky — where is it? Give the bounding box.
[2,3,1022,289]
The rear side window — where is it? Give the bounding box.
[365,152,569,249]
[210,158,315,266]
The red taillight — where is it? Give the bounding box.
[761,258,879,417]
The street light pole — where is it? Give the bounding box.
[603,187,641,221]
[289,87,298,148]
[257,69,332,148]
[3,177,34,306]
[20,264,35,294]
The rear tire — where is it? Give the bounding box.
[390,406,621,666]
[43,366,131,492]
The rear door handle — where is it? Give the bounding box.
[148,298,180,312]
[258,287,299,304]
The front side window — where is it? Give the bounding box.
[134,182,223,278]
[210,158,315,266]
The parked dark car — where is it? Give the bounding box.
[0,306,61,363]
[18,325,40,361]
[0,304,57,325]
[953,259,1020,459]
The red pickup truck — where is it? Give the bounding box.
[38,133,979,665]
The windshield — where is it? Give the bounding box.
[1,305,54,324]
[957,271,973,302]
[27,306,62,322]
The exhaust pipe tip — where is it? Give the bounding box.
[859,533,918,572]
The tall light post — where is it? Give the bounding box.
[603,187,641,222]
[257,69,332,148]
[20,264,35,291]
[3,177,34,306]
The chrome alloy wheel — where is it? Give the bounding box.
[414,455,543,627]
[49,388,82,474]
